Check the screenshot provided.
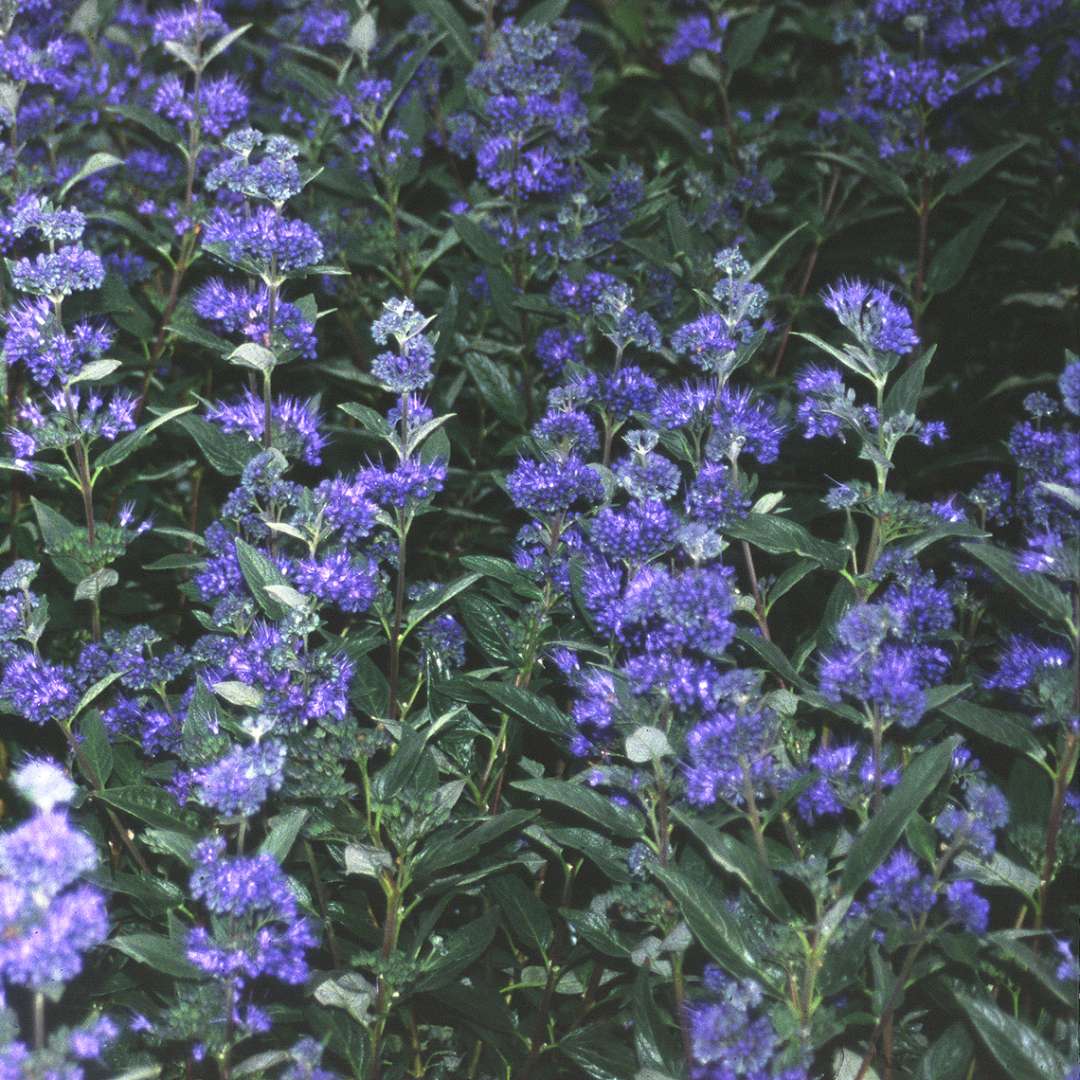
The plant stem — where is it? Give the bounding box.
[741,758,769,867]
[369,863,407,1080]
[871,709,884,813]
[740,540,772,641]
[768,168,842,378]
[388,515,408,722]
[304,838,342,968]
[387,393,411,721]
[1035,729,1079,931]
[673,951,695,1070]
[33,992,44,1051]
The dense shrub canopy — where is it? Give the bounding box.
[0,1,1076,1078]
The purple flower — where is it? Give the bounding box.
[10,245,104,297]
[193,279,317,358]
[535,408,599,456]
[708,386,787,464]
[822,278,920,355]
[935,777,1009,857]
[207,392,326,465]
[152,73,249,137]
[507,457,603,516]
[11,758,76,812]
[152,4,228,45]
[687,968,807,1079]
[194,740,286,817]
[203,206,324,273]
[662,15,724,66]
[671,314,737,374]
[0,651,77,725]
[615,450,680,501]
[535,327,584,378]
[419,613,467,671]
[0,793,108,991]
[984,635,1070,692]
[591,500,677,561]
[1060,359,1080,416]
[944,880,989,933]
[372,336,435,394]
[686,462,750,528]
[294,552,379,613]
[187,836,317,985]
[867,848,936,920]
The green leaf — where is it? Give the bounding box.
[413,910,498,993]
[652,864,759,980]
[201,22,251,66]
[74,568,118,602]
[415,0,476,61]
[725,6,773,73]
[78,711,113,788]
[884,345,937,418]
[457,594,517,663]
[234,538,292,619]
[988,931,1075,1006]
[938,140,1027,198]
[558,1024,638,1080]
[259,808,308,863]
[384,27,442,117]
[212,680,263,709]
[72,671,123,723]
[810,150,910,200]
[177,414,256,475]
[735,629,806,688]
[228,342,277,372]
[489,873,553,952]
[764,561,812,613]
[625,726,671,763]
[452,214,504,266]
[96,404,197,470]
[633,973,680,1073]
[459,555,543,597]
[671,806,793,920]
[98,785,189,830]
[563,909,633,959]
[726,513,847,570]
[833,1049,881,1080]
[69,358,122,384]
[511,779,642,839]
[232,1053,290,1079]
[840,737,958,897]
[59,151,123,199]
[953,850,1039,899]
[32,497,79,551]
[959,541,1072,625]
[748,222,808,280]
[940,699,1043,756]
[403,572,481,639]
[142,553,207,572]
[338,401,392,437]
[926,201,1004,296]
[111,933,199,979]
[537,825,632,883]
[372,721,426,801]
[914,1023,974,1080]
[952,990,1069,1080]
[108,102,180,144]
[465,352,522,427]
[142,828,196,865]
[412,809,537,881]
[484,684,574,738]
[520,0,569,25]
